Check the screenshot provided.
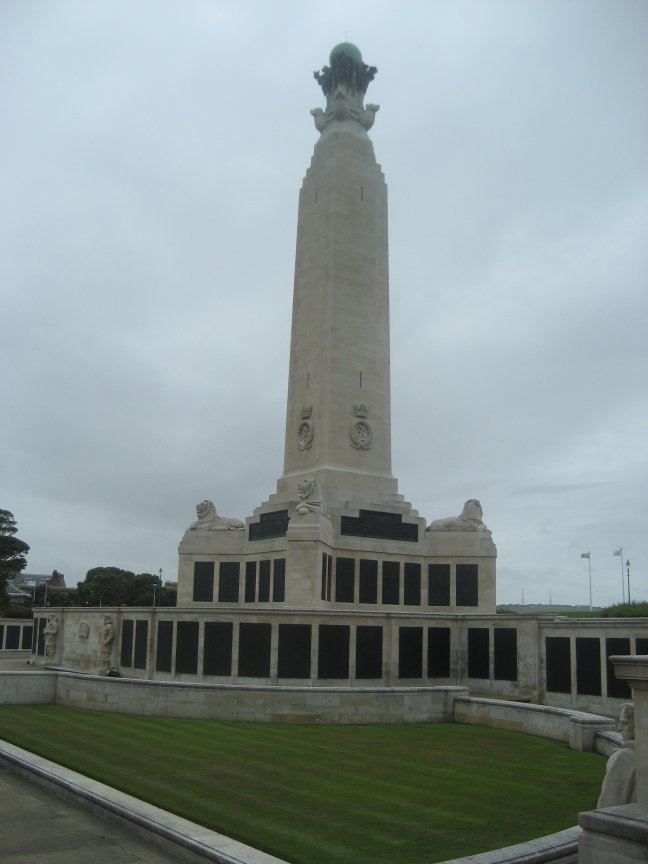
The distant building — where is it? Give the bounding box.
[18,571,67,590]
[5,580,32,604]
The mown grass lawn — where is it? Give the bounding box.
[0,706,604,864]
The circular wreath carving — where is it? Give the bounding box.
[349,419,372,450]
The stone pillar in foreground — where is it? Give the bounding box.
[578,655,648,863]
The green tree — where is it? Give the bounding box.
[78,567,134,606]
[0,510,30,608]
[77,567,176,607]
[33,584,79,607]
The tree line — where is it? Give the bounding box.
[1,509,176,612]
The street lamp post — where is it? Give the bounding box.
[626,560,631,604]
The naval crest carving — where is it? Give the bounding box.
[350,402,372,450]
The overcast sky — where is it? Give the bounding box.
[2,0,646,606]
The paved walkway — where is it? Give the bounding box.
[0,761,181,864]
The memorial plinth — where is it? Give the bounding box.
[578,655,648,863]
[176,45,497,685]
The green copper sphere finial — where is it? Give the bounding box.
[330,42,363,65]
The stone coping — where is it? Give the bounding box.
[454,696,613,726]
[0,739,287,864]
[45,667,468,695]
[578,803,648,844]
[436,827,581,863]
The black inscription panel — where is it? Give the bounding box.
[0,625,3,649]
[359,559,378,603]
[382,561,400,605]
[494,628,517,681]
[134,620,148,670]
[341,510,418,542]
[273,559,286,602]
[468,628,489,679]
[176,621,199,675]
[193,562,214,603]
[404,563,421,606]
[219,562,240,603]
[576,637,601,696]
[428,564,450,606]
[637,638,648,654]
[6,625,20,650]
[245,561,257,602]
[248,510,289,540]
[356,626,383,679]
[259,560,271,602]
[120,619,134,667]
[335,558,355,603]
[456,564,478,607]
[37,618,46,656]
[606,637,631,699]
[546,637,571,693]
[21,625,33,650]
[428,627,451,677]
[399,627,423,679]
[238,622,271,677]
[156,621,173,673]
[278,624,311,679]
[318,624,350,679]
[204,621,233,676]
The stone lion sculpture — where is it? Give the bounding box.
[295,478,328,516]
[426,499,491,534]
[190,500,244,531]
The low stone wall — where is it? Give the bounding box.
[53,673,467,723]
[0,672,57,705]
[453,696,615,751]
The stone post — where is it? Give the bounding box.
[609,655,648,803]
[578,655,648,863]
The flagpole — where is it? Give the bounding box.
[613,548,625,603]
[581,552,592,611]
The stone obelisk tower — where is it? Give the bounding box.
[178,44,496,615]
[277,42,402,512]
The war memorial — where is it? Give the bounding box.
[2,43,647,863]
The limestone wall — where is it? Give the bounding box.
[453,696,615,751]
[31,607,648,716]
[0,671,56,705]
